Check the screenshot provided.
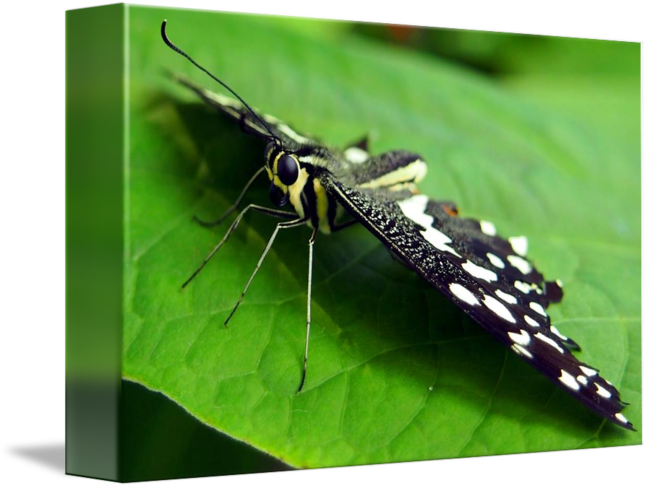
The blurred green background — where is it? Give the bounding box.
[64,6,642,480]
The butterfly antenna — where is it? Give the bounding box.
[161,20,284,148]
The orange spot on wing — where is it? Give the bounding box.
[443,204,459,217]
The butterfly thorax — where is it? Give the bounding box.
[265,143,346,234]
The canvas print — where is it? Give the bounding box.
[66,4,641,482]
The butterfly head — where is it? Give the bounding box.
[264,142,300,207]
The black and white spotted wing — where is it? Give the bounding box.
[319,171,633,431]
[173,73,317,151]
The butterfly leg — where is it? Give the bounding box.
[297,227,318,394]
[194,167,266,227]
[224,216,309,326]
[183,203,298,289]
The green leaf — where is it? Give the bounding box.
[123,6,641,468]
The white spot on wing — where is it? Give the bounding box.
[344,147,369,164]
[595,383,612,399]
[559,370,580,391]
[509,236,528,256]
[580,366,598,377]
[524,315,540,328]
[514,281,532,294]
[462,261,498,282]
[615,413,629,424]
[511,344,533,359]
[529,302,547,317]
[535,333,564,353]
[480,220,497,236]
[577,375,588,386]
[508,255,533,274]
[398,196,462,258]
[486,253,505,268]
[496,290,517,304]
[424,228,462,258]
[397,195,429,223]
[483,295,516,323]
[449,283,479,305]
[550,326,568,341]
[508,329,531,346]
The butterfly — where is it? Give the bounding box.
[161,20,633,431]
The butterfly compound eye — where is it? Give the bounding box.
[277,154,299,186]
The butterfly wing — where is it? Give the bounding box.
[172,73,317,150]
[319,170,633,430]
